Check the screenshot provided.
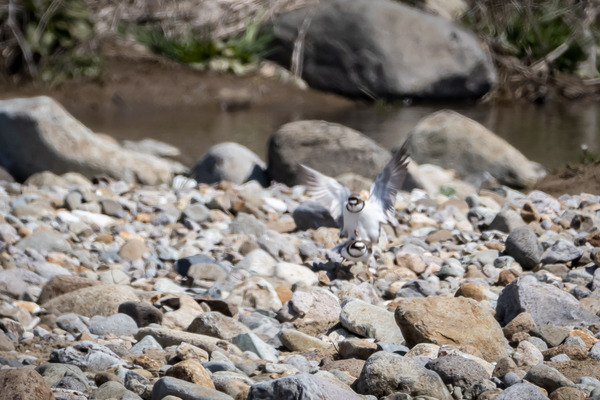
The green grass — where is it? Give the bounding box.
[130,18,274,70]
[1,0,100,84]
[461,0,595,74]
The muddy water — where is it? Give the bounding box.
[72,100,600,171]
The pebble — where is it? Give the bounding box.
[0,164,597,400]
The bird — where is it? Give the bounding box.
[334,233,373,263]
[298,140,410,243]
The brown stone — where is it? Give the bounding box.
[492,357,521,378]
[338,339,378,360]
[585,231,600,247]
[455,282,488,301]
[549,386,587,400]
[426,229,453,244]
[0,368,55,400]
[166,359,215,388]
[275,285,293,304]
[37,275,103,304]
[521,201,541,223]
[478,389,503,400]
[569,329,598,349]
[94,372,120,387]
[0,331,15,351]
[124,354,162,370]
[41,284,139,317]
[502,312,537,340]
[395,252,426,274]
[543,345,588,361]
[547,360,600,382]
[118,238,148,261]
[497,269,518,286]
[464,265,487,279]
[395,296,507,362]
[321,357,365,379]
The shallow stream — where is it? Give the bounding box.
[71,99,600,171]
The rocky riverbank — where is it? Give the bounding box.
[0,130,599,399]
[0,95,599,399]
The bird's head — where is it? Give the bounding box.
[346,194,365,213]
[347,240,369,257]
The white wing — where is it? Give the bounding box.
[368,139,410,223]
[297,164,350,228]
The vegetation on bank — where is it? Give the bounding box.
[1,0,599,101]
[458,0,600,102]
[126,18,273,74]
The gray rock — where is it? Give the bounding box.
[502,371,522,387]
[230,212,267,236]
[50,341,124,371]
[118,301,163,327]
[524,363,574,393]
[0,268,47,298]
[90,381,142,400]
[487,209,526,233]
[0,96,183,184]
[151,376,234,400]
[340,298,404,343]
[247,373,363,400]
[293,202,338,230]
[280,288,341,335]
[36,363,88,391]
[190,142,268,186]
[355,352,451,399]
[56,313,90,335]
[268,120,392,186]
[528,191,561,214]
[425,355,490,388]
[182,203,210,223]
[270,0,495,99]
[232,332,279,362]
[89,313,138,337]
[496,275,600,327]
[540,238,583,264]
[0,223,19,244]
[239,312,283,348]
[100,198,126,218]
[32,261,70,279]
[589,342,600,360]
[283,355,315,373]
[537,325,571,348]
[187,312,250,340]
[15,229,71,253]
[504,227,543,270]
[98,269,130,285]
[406,110,544,188]
[130,335,163,355]
[493,382,550,399]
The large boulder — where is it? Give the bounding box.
[268,120,391,186]
[403,110,546,188]
[270,0,495,100]
[355,352,452,399]
[190,142,269,186]
[496,275,600,327]
[394,296,508,362]
[0,96,185,184]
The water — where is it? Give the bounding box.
[71,99,600,171]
